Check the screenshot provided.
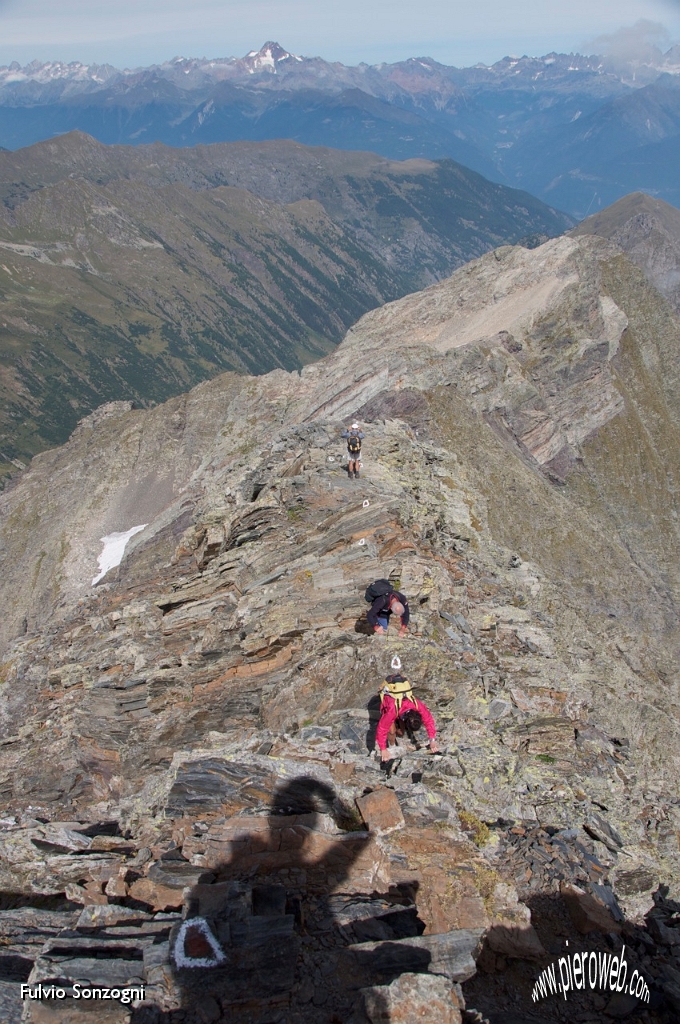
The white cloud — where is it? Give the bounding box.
[586,17,671,59]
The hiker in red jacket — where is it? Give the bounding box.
[376,669,438,761]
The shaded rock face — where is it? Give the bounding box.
[0,233,679,1020]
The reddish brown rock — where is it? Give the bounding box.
[104,873,128,898]
[83,879,105,896]
[485,920,546,959]
[330,762,356,783]
[64,882,107,906]
[356,788,405,834]
[362,972,462,1023]
[454,896,489,931]
[485,882,546,958]
[128,877,184,911]
[561,882,623,935]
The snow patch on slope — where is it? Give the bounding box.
[92,524,147,585]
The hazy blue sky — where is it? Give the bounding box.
[0,0,679,68]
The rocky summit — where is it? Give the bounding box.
[572,191,680,314]
[0,232,679,1023]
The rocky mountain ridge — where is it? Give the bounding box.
[572,191,680,312]
[0,44,639,100]
[0,232,679,1021]
[0,130,571,482]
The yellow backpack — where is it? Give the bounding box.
[380,674,419,714]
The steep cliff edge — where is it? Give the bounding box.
[0,234,679,1022]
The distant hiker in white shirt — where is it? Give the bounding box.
[341,422,364,479]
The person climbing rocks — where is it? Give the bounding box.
[341,422,364,479]
[376,658,439,763]
[366,583,410,637]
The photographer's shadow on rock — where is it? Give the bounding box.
[132,776,428,1024]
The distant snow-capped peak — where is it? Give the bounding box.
[243,42,303,73]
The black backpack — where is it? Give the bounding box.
[365,578,394,604]
[347,433,362,454]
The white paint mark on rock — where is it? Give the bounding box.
[173,917,227,969]
[358,538,366,546]
[363,500,370,508]
[92,524,147,585]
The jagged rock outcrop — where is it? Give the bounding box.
[0,233,679,1021]
[572,191,680,313]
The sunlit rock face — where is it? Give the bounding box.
[0,233,679,1022]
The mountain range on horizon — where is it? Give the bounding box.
[1,41,680,216]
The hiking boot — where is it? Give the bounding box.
[380,757,401,778]
[355,470,360,478]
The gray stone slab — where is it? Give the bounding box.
[176,936,301,1003]
[165,757,271,816]
[0,980,22,1024]
[41,935,151,956]
[190,881,251,921]
[0,908,79,954]
[584,812,624,851]
[143,940,171,970]
[31,954,144,987]
[229,915,295,947]
[345,928,484,985]
[252,883,287,917]
[147,859,215,889]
